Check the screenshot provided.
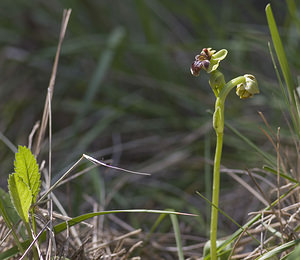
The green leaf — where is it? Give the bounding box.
[8,174,32,223]
[14,146,40,203]
[263,166,298,184]
[8,146,40,223]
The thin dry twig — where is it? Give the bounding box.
[247,169,271,206]
[33,9,72,156]
[28,121,40,150]
[19,220,51,260]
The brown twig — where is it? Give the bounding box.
[33,9,72,156]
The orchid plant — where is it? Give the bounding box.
[191,48,259,260]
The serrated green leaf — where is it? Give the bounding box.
[14,146,40,203]
[8,174,32,223]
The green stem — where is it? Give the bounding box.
[31,208,37,235]
[208,73,247,259]
[218,76,245,100]
[210,132,223,260]
[210,98,224,260]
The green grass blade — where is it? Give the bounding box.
[0,209,196,259]
[52,209,195,236]
[265,3,299,136]
[286,243,300,260]
[169,212,184,260]
[265,3,295,107]
[0,240,31,260]
[146,213,168,241]
[263,165,299,183]
[257,239,300,260]
[0,188,20,226]
[225,121,274,164]
[267,41,289,106]
[0,189,25,254]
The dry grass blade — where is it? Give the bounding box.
[83,154,151,176]
[38,154,150,205]
[46,87,54,260]
[247,170,270,206]
[258,111,276,139]
[33,9,72,156]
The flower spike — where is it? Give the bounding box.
[190,47,259,260]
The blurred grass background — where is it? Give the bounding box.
[0,0,298,242]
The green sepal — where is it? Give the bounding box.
[207,49,228,73]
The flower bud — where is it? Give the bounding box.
[236,74,259,99]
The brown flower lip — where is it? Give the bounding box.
[190,48,212,76]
